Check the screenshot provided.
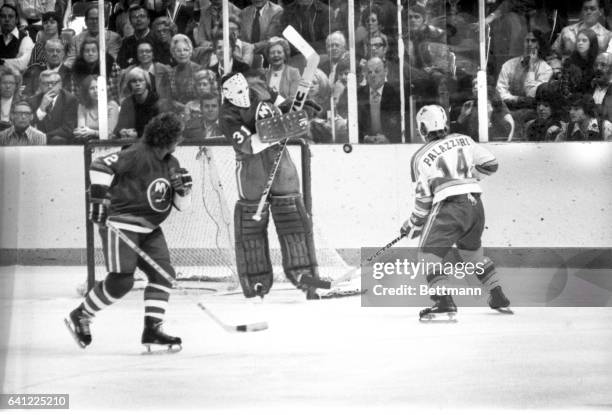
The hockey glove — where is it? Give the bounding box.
[89,199,109,225]
[170,167,193,196]
[400,220,422,239]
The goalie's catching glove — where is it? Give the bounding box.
[400,220,422,239]
[170,167,193,196]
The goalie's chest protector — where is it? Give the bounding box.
[98,143,180,229]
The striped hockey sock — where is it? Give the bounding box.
[81,280,119,316]
[477,259,500,292]
[144,283,171,327]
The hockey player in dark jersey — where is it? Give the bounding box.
[65,112,192,351]
[401,105,512,321]
[218,71,328,300]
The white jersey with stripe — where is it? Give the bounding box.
[408,133,498,227]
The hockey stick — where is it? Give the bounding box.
[106,222,268,332]
[365,228,414,264]
[252,25,320,221]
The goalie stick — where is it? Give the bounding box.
[105,222,268,333]
[252,25,320,221]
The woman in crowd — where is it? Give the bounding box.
[0,67,22,131]
[119,39,172,102]
[74,75,120,141]
[72,37,120,102]
[184,69,220,139]
[560,29,599,96]
[524,83,564,141]
[28,12,72,66]
[168,34,202,105]
[357,6,387,62]
[307,68,347,143]
[264,37,300,102]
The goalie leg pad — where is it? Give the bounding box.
[234,200,274,298]
[270,194,328,290]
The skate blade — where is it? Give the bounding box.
[64,317,87,349]
[142,343,183,355]
[419,312,458,323]
[318,288,367,299]
[492,307,514,315]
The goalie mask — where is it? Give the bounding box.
[222,72,251,108]
[416,105,448,141]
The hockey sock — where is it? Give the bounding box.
[476,258,500,292]
[81,273,133,316]
[143,282,171,327]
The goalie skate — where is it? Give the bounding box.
[419,295,458,323]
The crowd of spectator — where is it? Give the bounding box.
[1,0,612,146]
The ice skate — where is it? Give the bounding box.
[488,286,513,314]
[141,323,182,354]
[64,306,92,348]
[419,295,458,323]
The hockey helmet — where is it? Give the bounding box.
[222,72,251,108]
[416,105,448,141]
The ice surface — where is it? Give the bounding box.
[1,266,611,413]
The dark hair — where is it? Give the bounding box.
[408,3,427,18]
[78,75,98,109]
[0,4,18,18]
[128,4,149,20]
[575,28,600,63]
[360,4,384,27]
[84,4,98,20]
[569,93,597,117]
[143,112,184,148]
[529,30,549,60]
[79,37,99,60]
[244,68,266,81]
[212,29,236,50]
[42,11,63,32]
[135,38,155,60]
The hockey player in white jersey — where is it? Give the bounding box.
[401,105,512,321]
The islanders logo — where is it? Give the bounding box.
[147,178,172,212]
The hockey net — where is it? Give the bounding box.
[84,139,356,292]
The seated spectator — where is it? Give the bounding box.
[525,84,565,141]
[454,76,515,141]
[194,0,240,49]
[185,91,222,139]
[239,0,283,58]
[281,0,330,54]
[556,93,612,140]
[146,0,193,39]
[168,34,202,105]
[22,38,73,98]
[27,70,78,144]
[357,57,401,143]
[117,5,163,69]
[0,67,22,130]
[306,68,347,143]
[546,51,563,81]
[150,16,176,66]
[0,100,46,145]
[208,31,250,82]
[227,14,254,67]
[320,31,349,85]
[74,75,120,141]
[28,12,70,67]
[560,29,599,96]
[592,52,612,121]
[0,4,35,74]
[404,3,445,70]
[119,39,172,102]
[114,67,174,138]
[331,56,350,120]
[264,37,300,103]
[496,30,552,135]
[64,5,122,68]
[357,5,387,62]
[551,0,611,59]
[72,38,120,102]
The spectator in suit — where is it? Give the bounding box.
[119,39,172,102]
[281,0,330,54]
[65,5,122,68]
[357,57,401,143]
[240,0,284,57]
[0,4,34,74]
[27,69,78,144]
[117,5,163,68]
[264,36,300,102]
[551,0,611,59]
[0,100,46,145]
[592,52,612,121]
[74,75,119,141]
[319,31,348,85]
[22,38,73,98]
[208,31,250,83]
[114,66,174,138]
[0,66,21,129]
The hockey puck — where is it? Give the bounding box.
[343,143,353,153]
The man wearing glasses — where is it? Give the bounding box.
[27,70,78,144]
[0,101,46,145]
[118,5,163,68]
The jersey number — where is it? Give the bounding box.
[103,154,119,166]
[436,148,469,179]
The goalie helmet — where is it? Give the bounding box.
[222,72,251,108]
[416,105,448,141]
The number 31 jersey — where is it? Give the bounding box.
[408,133,498,226]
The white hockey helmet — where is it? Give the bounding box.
[416,105,448,141]
[222,72,251,108]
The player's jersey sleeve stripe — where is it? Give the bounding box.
[475,160,499,175]
[90,170,114,187]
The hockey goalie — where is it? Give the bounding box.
[219,71,329,300]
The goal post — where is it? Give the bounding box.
[83,138,351,293]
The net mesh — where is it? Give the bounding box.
[89,143,355,291]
